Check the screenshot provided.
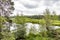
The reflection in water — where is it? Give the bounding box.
[3,22,60,34]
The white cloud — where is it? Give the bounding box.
[11,0,60,16]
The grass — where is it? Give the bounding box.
[13,16,60,26]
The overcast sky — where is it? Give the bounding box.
[11,0,60,16]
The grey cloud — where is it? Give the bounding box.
[55,1,60,6]
[44,1,52,6]
[23,4,38,8]
[45,0,59,1]
[53,0,60,1]
[53,0,60,3]
[21,1,39,9]
[44,0,60,6]
[31,0,41,2]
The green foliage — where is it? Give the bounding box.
[26,32,55,40]
[0,16,6,39]
[2,32,15,40]
[0,8,59,40]
[52,11,58,20]
[0,16,6,23]
[44,9,52,26]
[0,16,15,40]
[52,20,60,26]
[14,24,26,40]
[14,16,26,24]
[13,15,60,26]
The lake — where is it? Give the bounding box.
[7,22,60,34]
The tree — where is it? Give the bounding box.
[0,16,3,40]
[44,9,52,31]
[0,0,14,17]
[52,11,58,20]
[0,0,14,40]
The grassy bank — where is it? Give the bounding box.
[12,16,60,26]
